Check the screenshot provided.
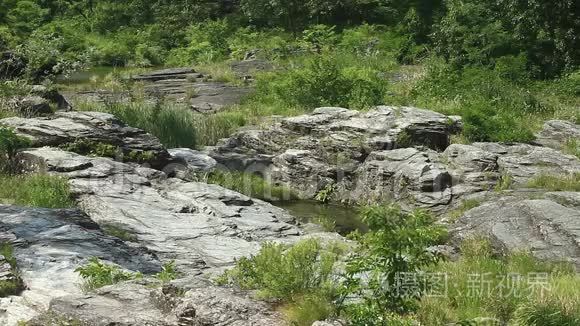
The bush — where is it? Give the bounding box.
[0,127,30,173]
[0,174,74,208]
[416,238,579,325]
[218,239,342,301]
[0,242,23,297]
[75,257,141,291]
[254,53,389,110]
[340,205,447,315]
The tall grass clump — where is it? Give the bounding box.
[0,174,75,208]
[77,101,247,148]
[217,239,344,325]
[526,173,580,192]
[417,237,579,325]
[0,242,23,297]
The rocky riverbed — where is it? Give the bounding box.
[0,102,578,325]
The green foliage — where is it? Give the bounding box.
[101,223,137,242]
[495,174,513,192]
[448,199,481,222]
[417,238,579,325]
[526,173,580,192]
[0,242,23,297]
[78,101,248,149]
[0,174,74,208]
[61,139,119,158]
[564,139,580,159]
[341,205,447,315]
[75,257,141,291]
[0,127,30,173]
[254,53,389,110]
[218,239,342,302]
[315,184,335,204]
[206,170,295,202]
[155,261,178,283]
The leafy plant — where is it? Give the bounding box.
[155,261,179,283]
[75,257,141,291]
[218,239,342,301]
[207,170,296,201]
[340,205,447,315]
[0,242,23,297]
[315,184,335,204]
[0,127,31,173]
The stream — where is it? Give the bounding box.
[275,201,367,235]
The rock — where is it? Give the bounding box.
[473,143,580,186]
[6,96,52,117]
[3,145,337,324]
[535,120,580,151]
[1,111,171,168]
[211,106,459,207]
[230,59,274,79]
[131,67,253,113]
[17,147,305,273]
[0,205,161,325]
[312,320,347,326]
[30,85,72,111]
[174,285,285,325]
[133,68,199,82]
[451,198,580,267]
[167,148,217,180]
[186,83,252,114]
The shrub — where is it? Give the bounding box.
[416,237,579,325]
[155,261,179,283]
[217,239,342,301]
[0,127,30,173]
[340,205,447,315]
[0,242,23,297]
[0,174,74,208]
[75,257,141,291]
[254,53,389,110]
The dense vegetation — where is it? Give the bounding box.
[1,1,579,325]
[1,0,578,144]
[220,206,580,325]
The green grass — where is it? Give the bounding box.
[564,138,580,159]
[0,174,75,208]
[0,242,23,297]
[75,257,142,291]
[206,170,296,201]
[101,223,138,242]
[417,238,579,325]
[76,100,249,149]
[447,199,481,222]
[216,239,344,325]
[527,173,580,192]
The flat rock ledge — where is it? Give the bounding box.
[0,145,337,324]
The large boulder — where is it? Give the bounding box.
[0,111,171,168]
[0,206,161,325]
[210,106,461,209]
[535,120,580,151]
[451,197,580,268]
[210,106,580,213]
